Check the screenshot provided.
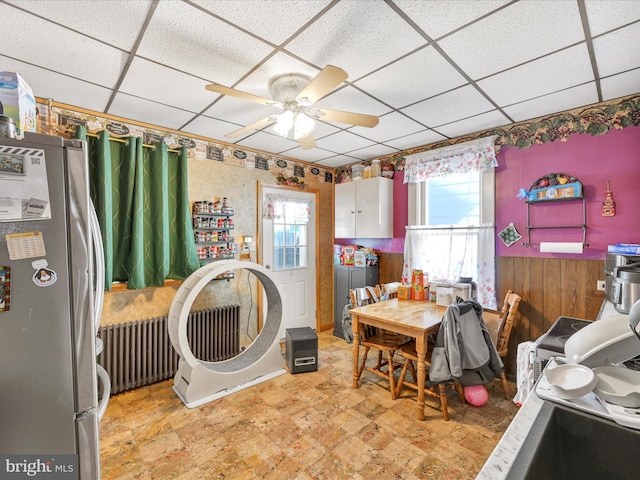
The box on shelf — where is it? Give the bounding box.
[340,245,357,265]
[333,244,342,265]
[608,244,640,255]
[354,250,367,267]
[528,182,582,202]
[0,71,36,137]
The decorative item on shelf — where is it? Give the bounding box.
[276,173,307,189]
[518,173,582,202]
[381,161,395,179]
[602,180,616,216]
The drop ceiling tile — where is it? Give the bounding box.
[192,0,332,45]
[384,130,447,151]
[285,0,427,81]
[315,131,375,153]
[503,83,599,122]
[181,115,245,143]
[279,146,337,162]
[438,1,584,80]
[138,1,273,85]
[120,58,214,113]
[601,69,640,102]
[435,110,511,139]
[400,85,495,128]
[478,44,594,107]
[584,0,640,36]
[593,23,640,77]
[315,155,361,169]
[354,46,468,108]
[0,3,127,87]
[0,55,112,112]
[108,93,195,131]
[235,131,299,154]
[309,121,341,139]
[204,96,277,126]
[4,0,151,50]
[349,112,425,142]
[346,144,399,160]
[315,85,392,120]
[394,0,511,39]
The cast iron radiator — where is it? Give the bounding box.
[97,305,241,394]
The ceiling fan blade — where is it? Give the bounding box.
[298,134,316,150]
[298,65,348,104]
[316,108,379,128]
[206,83,277,106]
[225,116,276,138]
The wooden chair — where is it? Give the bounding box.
[351,286,411,399]
[394,341,465,421]
[483,290,522,400]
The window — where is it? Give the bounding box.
[403,136,498,308]
[273,199,309,271]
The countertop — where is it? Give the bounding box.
[476,384,545,480]
[476,299,629,479]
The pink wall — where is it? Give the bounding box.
[335,125,640,260]
[496,126,640,259]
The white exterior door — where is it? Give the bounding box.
[260,185,317,332]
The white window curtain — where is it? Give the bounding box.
[263,194,310,222]
[403,135,498,184]
[403,225,497,308]
[402,136,498,309]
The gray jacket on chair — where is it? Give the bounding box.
[429,298,505,386]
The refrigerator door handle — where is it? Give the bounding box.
[90,202,105,330]
[96,364,111,421]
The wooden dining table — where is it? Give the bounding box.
[349,298,446,420]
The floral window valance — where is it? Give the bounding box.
[403,135,498,184]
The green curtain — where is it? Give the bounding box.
[75,126,199,289]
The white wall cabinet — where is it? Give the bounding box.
[335,177,393,238]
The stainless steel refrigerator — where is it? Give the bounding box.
[0,132,109,479]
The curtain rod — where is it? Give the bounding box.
[405,225,494,231]
[84,131,180,153]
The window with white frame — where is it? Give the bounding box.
[272,198,309,271]
[403,136,498,308]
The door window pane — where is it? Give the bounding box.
[273,199,309,271]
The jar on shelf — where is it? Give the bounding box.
[371,159,381,177]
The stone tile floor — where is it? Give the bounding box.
[100,330,518,479]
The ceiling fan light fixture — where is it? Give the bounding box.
[273,110,294,137]
[293,113,315,140]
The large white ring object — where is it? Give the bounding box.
[168,260,286,407]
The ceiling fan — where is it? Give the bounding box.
[205,65,379,150]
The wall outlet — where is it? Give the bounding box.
[597,280,606,291]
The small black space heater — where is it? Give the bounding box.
[285,327,318,374]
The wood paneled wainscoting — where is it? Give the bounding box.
[496,256,605,378]
[378,254,606,379]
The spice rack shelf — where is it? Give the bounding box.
[192,201,235,280]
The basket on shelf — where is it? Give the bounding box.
[527,173,582,202]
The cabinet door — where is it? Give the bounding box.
[355,178,393,238]
[333,265,350,338]
[349,266,379,290]
[335,181,356,238]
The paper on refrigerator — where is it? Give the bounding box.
[0,144,50,221]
